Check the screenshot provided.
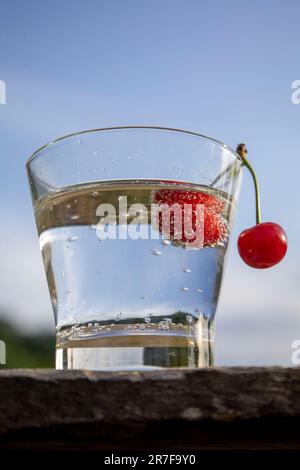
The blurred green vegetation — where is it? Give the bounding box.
[0,318,55,368]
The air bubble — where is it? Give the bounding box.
[144,316,151,323]
[78,139,83,145]
[67,236,79,242]
[159,320,169,330]
[183,268,192,273]
[70,214,79,220]
[181,287,189,292]
[196,288,203,293]
[186,315,193,323]
[152,249,162,256]
[66,204,71,209]
[162,239,171,246]
[141,296,148,300]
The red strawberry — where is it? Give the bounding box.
[154,189,228,248]
[154,189,224,214]
[203,209,228,246]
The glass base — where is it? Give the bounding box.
[56,320,214,370]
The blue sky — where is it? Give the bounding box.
[0,0,299,365]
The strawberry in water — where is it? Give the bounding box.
[154,189,224,214]
[154,188,228,248]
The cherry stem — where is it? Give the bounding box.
[237,145,261,225]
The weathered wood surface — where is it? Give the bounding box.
[0,367,300,450]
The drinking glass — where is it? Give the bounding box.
[26,126,242,370]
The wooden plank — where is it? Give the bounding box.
[0,367,300,450]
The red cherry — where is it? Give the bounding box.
[154,189,228,248]
[238,222,287,269]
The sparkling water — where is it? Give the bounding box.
[35,179,235,370]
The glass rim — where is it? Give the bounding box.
[26,125,242,168]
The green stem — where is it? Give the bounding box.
[240,155,261,225]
